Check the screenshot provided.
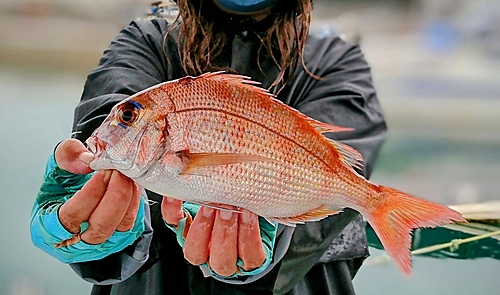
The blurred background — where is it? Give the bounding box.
[1,0,499,294]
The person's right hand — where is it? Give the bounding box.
[55,139,142,245]
[161,198,267,277]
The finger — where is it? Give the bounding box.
[55,139,95,174]
[209,209,238,276]
[80,171,135,244]
[183,206,216,265]
[161,197,184,226]
[238,209,266,271]
[58,170,112,233]
[116,184,142,232]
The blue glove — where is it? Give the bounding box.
[30,155,146,264]
[166,202,278,278]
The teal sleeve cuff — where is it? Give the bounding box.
[30,154,146,264]
[166,203,278,279]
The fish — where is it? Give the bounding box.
[83,72,465,274]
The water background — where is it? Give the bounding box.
[1,0,500,294]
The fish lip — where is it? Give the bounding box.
[86,134,147,178]
[85,134,108,159]
[85,135,108,171]
[86,136,97,154]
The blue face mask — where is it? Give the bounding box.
[213,0,277,14]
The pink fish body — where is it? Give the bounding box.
[87,72,465,274]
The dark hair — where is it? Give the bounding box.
[166,0,313,92]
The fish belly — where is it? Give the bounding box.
[134,157,341,218]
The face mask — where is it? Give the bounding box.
[212,0,277,14]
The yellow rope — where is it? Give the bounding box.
[411,229,500,255]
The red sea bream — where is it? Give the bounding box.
[85,72,465,274]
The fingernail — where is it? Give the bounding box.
[201,207,215,218]
[165,197,175,203]
[78,152,95,165]
[102,170,112,184]
[241,209,255,224]
[219,210,233,220]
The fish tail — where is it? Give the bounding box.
[364,186,466,274]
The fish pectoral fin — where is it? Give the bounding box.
[177,151,277,175]
[270,205,343,226]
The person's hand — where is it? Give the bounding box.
[55,139,142,245]
[161,197,267,277]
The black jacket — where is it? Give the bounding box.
[70,18,386,295]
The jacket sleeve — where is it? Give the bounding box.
[165,203,279,280]
[30,155,147,265]
[273,31,387,294]
[66,20,168,284]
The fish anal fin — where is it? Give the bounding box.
[271,205,342,226]
[177,151,278,175]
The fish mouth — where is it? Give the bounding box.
[85,134,110,170]
[85,135,105,157]
[84,127,163,179]
[85,133,148,177]
[86,136,97,154]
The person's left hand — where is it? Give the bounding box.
[161,197,266,277]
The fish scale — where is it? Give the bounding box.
[85,72,465,274]
[171,107,337,216]
[159,77,334,167]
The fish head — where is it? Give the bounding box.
[86,93,171,178]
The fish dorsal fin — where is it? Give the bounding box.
[198,72,272,97]
[176,151,278,175]
[270,205,342,227]
[273,100,355,134]
[308,119,354,134]
[199,72,355,135]
[326,139,364,171]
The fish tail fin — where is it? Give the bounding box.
[364,186,466,274]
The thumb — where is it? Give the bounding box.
[55,138,95,174]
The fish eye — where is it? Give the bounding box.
[116,103,139,126]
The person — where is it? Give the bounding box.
[30,0,387,294]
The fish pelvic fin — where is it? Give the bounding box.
[177,151,278,175]
[191,201,242,214]
[365,186,466,275]
[270,205,342,227]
